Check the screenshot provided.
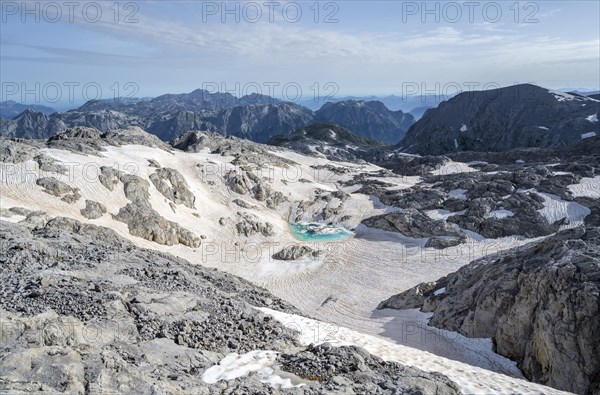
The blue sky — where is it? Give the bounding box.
[1,0,599,107]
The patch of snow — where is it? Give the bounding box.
[432,161,477,176]
[568,176,600,198]
[487,209,515,219]
[586,114,598,123]
[581,132,597,139]
[535,191,591,226]
[538,126,549,130]
[549,89,577,102]
[466,161,488,166]
[454,139,459,149]
[448,189,468,201]
[202,350,306,388]
[425,209,466,221]
[515,159,525,164]
[259,308,570,395]
[460,124,468,132]
[433,287,446,296]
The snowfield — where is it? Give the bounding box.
[1,142,591,395]
[259,308,572,395]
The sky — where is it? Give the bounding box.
[1,0,599,108]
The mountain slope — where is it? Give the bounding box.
[267,123,385,162]
[315,100,415,144]
[398,84,600,155]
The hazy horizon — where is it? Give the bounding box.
[1,1,599,108]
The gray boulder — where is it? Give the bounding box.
[80,200,107,219]
[272,245,319,261]
[35,177,81,203]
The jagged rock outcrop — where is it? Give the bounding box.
[235,212,274,237]
[98,166,201,247]
[0,139,42,163]
[362,208,464,240]
[379,226,600,394]
[114,202,202,247]
[149,167,196,208]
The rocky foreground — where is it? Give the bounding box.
[0,217,461,394]
[379,226,600,395]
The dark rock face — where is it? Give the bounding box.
[379,227,600,395]
[146,103,314,143]
[399,84,600,154]
[315,100,415,144]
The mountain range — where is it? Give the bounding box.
[2,84,599,156]
[0,90,415,144]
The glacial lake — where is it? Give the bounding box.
[289,222,353,242]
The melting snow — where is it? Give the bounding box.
[569,176,600,198]
[534,191,591,225]
[549,90,578,102]
[581,132,597,139]
[448,189,468,201]
[488,209,515,219]
[202,350,306,388]
[425,209,466,220]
